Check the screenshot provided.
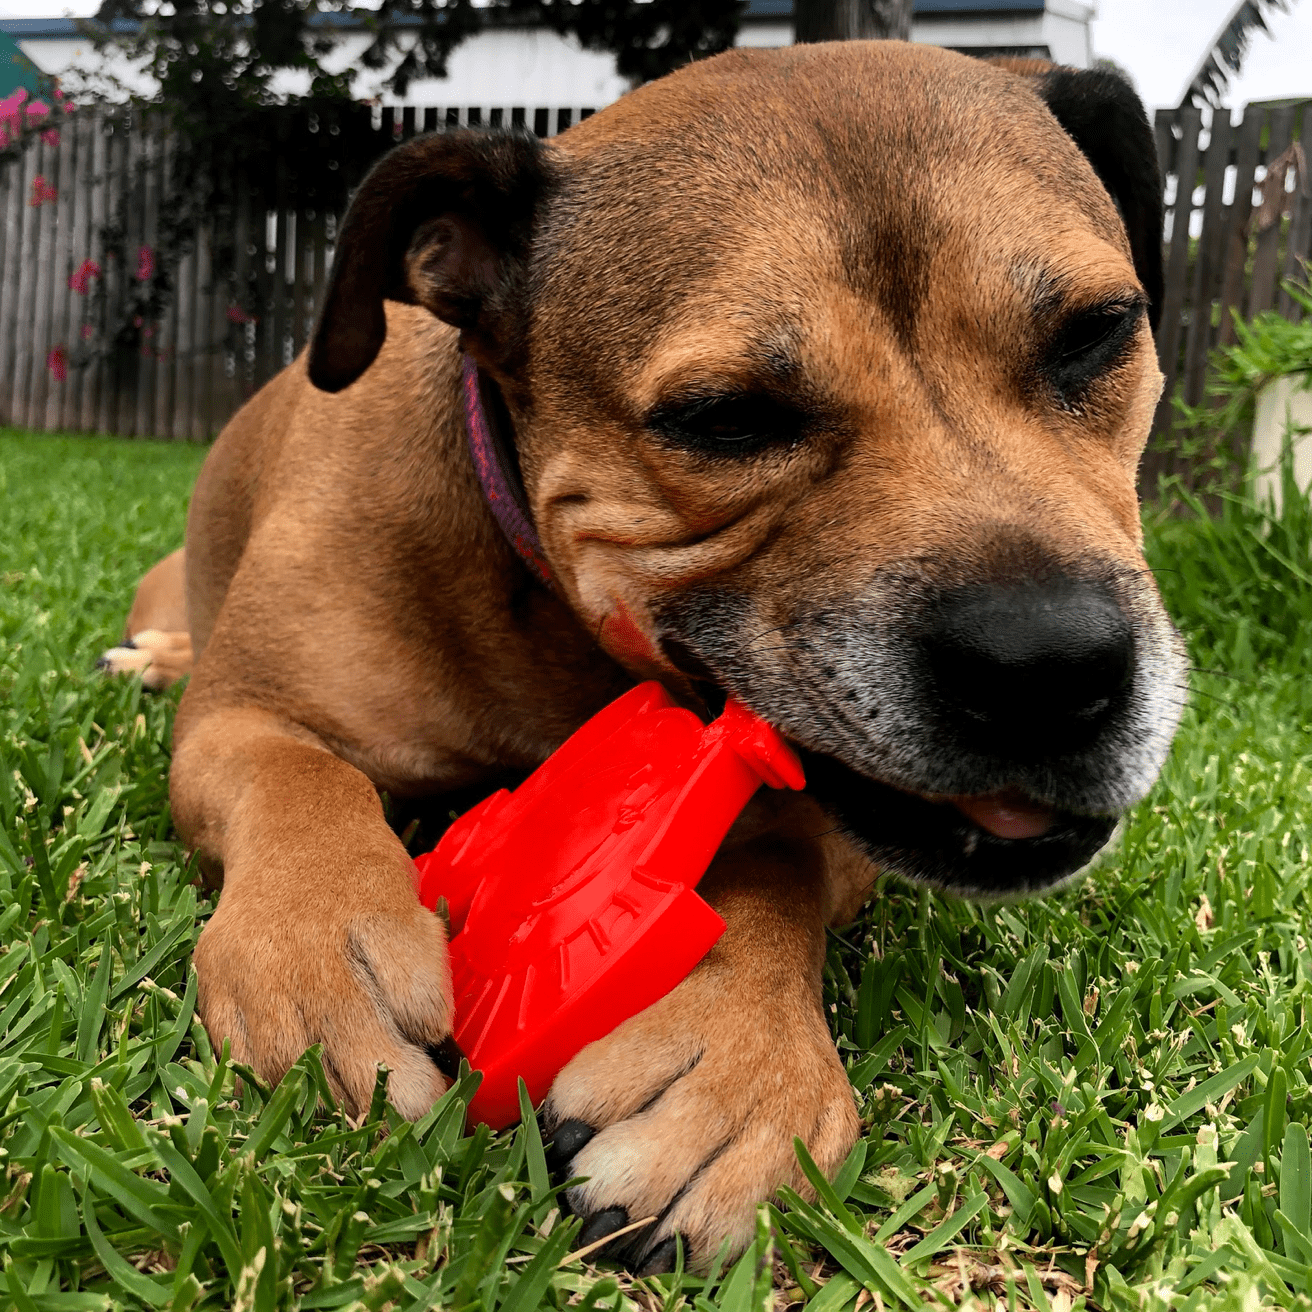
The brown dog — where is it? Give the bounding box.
[111,42,1184,1271]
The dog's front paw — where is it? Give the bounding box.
[542,956,859,1273]
[194,876,454,1119]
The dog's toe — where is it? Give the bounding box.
[546,1118,596,1175]
[635,1235,680,1275]
[97,629,193,690]
[577,1206,631,1252]
[542,959,858,1273]
[97,643,151,675]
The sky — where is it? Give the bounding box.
[2,0,1311,110]
[1089,0,1312,109]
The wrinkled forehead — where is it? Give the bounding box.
[527,51,1130,403]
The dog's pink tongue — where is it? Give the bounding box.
[949,788,1056,840]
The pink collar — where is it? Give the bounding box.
[462,355,553,588]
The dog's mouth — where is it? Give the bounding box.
[796,748,1118,898]
[663,653,1121,897]
[940,786,1058,841]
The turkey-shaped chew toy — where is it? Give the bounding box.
[411,681,805,1130]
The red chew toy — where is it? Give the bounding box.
[411,681,805,1129]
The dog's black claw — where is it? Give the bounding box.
[546,1118,595,1174]
[635,1235,679,1275]
[577,1206,629,1252]
[93,657,112,671]
[425,1036,465,1080]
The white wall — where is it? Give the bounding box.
[18,27,633,106]
[909,11,1092,68]
[346,29,631,107]
[19,4,1096,108]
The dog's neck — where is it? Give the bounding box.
[462,355,554,589]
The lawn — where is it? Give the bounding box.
[1,427,1311,1312]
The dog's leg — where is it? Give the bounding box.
[173,701,454,1118]
[543,821,862,1273]
[99,547,194,690]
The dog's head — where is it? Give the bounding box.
[310,42,1185,898]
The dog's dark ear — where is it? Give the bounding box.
[308,130,555,393]
[1032,68,1165,331]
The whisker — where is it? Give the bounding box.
[1186,666,1249,683]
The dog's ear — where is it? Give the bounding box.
[308,130,556,393]
[1029,67,1165,331]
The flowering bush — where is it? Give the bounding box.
[0,87,69,156]
[68,259,102,294]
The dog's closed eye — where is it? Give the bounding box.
[647,392,809,457]
[1044,297,1147,404]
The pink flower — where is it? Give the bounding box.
[41,129,60,147]
[226,304,255,324]
[24,100,49,124]
[135,245,155,281]
[80,323,94,340]
[0,90,23,149]
[46,345,67,382]
[68,258,101,294]
[28,175,56,207]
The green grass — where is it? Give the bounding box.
[2,426,1312,1312]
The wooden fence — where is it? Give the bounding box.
[1147,99,1312,488]
[0,105,593,439]
[0,97,1309,447]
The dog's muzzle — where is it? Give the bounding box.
[654,562,1186,899]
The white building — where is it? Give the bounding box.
[2,0,1093,109]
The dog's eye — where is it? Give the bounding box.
[1046,300,1145,401]
[648,393,806,456]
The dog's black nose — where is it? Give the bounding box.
[920,579,1134,755]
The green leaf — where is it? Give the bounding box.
[792,1137,860,1236]
[148,1129,245,1278]
[81,1184,173,1308]
[777,1188,924,1311]
[971,1150,1037,1228]
[75,938,113,1065]
[1158,1054,1260,1131]
[872,1184,936,1244]
[830,1138,867,1206]
[1279,1122,1312,1263]
[156,965,199,1068]
[803,1273,860,1312]
[497,1213,577,1312]
[899,1189,988,1264]
[451,1183,518,1311]
[847,1026,907,1092]
[516,1079,551,1204]
[48,1125,182,1242]
[241,1064,305,1162]
[1265,1062,1289,1168]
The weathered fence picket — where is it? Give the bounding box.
[0,97,1309,465]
